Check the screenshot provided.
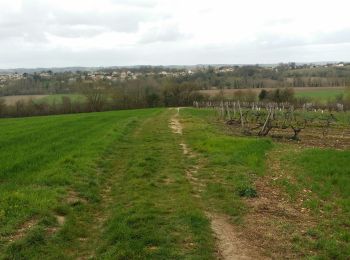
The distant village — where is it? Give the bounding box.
[0,62,348,89]
[0,66,231,88]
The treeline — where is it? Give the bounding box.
[188,65,350,89]
[209,88,296,103]
[109,80,204,108]
[0,80,206,118]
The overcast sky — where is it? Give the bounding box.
[0,0,350,68]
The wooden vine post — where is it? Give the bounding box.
[237,101,244,129]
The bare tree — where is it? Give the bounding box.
[0,98,6,116]
[61,96,72,114]
[82,84,107,112]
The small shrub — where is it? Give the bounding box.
[237,187,257,198]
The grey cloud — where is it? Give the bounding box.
[250,28,350,50]
[109,0,157,8]
[48,25,107,38]
[315,28,350,45]
[50,10,149,33]
[263,18,294,27]
[1,40,350,69]
[139,25,190,44]
[0,0,349,68]
[0,0,162,43]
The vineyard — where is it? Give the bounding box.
[194,101,350,149]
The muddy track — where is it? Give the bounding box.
[169,108,264,260]
[2,191,75,246]
[2,218,39,244]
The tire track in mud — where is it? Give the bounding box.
[169,108,265,260]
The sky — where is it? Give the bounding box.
[0,0,350,68]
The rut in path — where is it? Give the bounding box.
[169,108,265,260]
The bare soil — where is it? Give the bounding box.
[226,121,350,150]
[1,95,48,105]
[66,190,88,206]
[7,218,39,243]
[207,212,267,260]
[240,146,316,259]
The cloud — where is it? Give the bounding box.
[0,0,161,43]
[315,28,350,45]
[0,0,350,68]
[139,24,190,44]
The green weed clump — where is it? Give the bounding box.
[237,187,258,198]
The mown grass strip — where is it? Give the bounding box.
[92,109,215,259]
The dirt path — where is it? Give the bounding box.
[169,108,264,260]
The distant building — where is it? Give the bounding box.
[68,78,76,83]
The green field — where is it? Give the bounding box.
[0,108,349,259]
[200,87,348,103]
[294,88,346,102]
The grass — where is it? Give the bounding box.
[277,148,350,258]
[200,87,347,103]
[0,109,158,257]
[93,110,214,259]
[0,106,349,259]
[295,89,346,102]
[180,108,273,220]
[0,108,215,259]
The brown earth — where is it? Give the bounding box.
[226,120,350,150]
[240,146,316,259]
[5,218,39,243]
[1,95,48,105]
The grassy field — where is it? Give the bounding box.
[294,88,346,101]
[200,86,347,103]
[0,108,349,259]
[0,109,215,259]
